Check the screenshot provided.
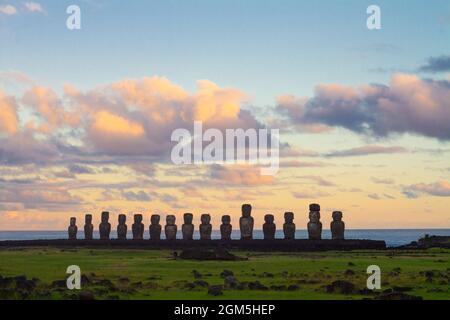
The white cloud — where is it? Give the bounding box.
[24,2,44,13]
[0,5,18,15]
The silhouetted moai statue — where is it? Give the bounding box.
[84,214,93,240]
[283,212,295,240]
[165,215,177,240]
[149,215,162,240]
[182,213,194,240]
[239,204,254,240]
[132,214,144,240]
[117,214,127,240]
[307,204,322,240]
[199,214,212,240]
[331,211,345,240]
[68,217,78,240]
[263,214,276,240]
[99,211,111,240]
[220,215,232,240]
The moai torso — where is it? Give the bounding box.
[283,212,295,240]
[182,213,194,240]
[220,215,232,240]
[149,215,162,240]
[68,217,78,240]
[239,204,254,240]
[307,204,322,240]
[199,214,212,240]
[263,214,276,240]
[165,215,177,240]
[99,211,111,240]
[331,211,345,240]
[132,214,144,240]
[84,214,93,240]
[117,214,127,240]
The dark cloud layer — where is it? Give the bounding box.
[277,74,450,140]
[418,55,450,73]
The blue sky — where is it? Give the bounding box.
[1,0,449,104]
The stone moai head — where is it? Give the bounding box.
[264,214,274,224]
[70,217,76,226]
[166,215,176,225]
[242,204,252,218]
[134,214,143,223]
[309,203,320,212]
[222,215,231,224]
[284,212,294,223]
[184,213,193,224]
[310,211,320,223]
[118,214,126,224]
[201,214,211,224]
[101,211,109,223]
[85,214,92,224]
[151,214,160,225]
[332,211,343,221]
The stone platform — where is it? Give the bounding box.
[0,239,386,251]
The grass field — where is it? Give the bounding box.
[0,247,448,300]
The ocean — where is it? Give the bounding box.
[0,229,449,247]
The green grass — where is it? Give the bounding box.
[0,247,448,300]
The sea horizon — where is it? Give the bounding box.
[1,229,449,247]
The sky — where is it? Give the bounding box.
[0,0,450,230]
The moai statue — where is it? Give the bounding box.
[84,214,94,240]
[99,211,111,240]
[199,214,212,240]
[117,214,127,240]
[165,215,177,240]
[331,211,345,240]
[149,215,162,240]
[283,212,295,240]
[307,204,322,240]
[68,217,78,240]
[220,215,232,240]
[239,204,254,240]
[263,214,276,240]
[132,214,144,240]
[182,213,194,240]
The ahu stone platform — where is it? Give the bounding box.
[0,239,386,252]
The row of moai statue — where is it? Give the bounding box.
[68,204,345,240]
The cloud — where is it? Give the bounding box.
[292,190,330,199]
[0,5,17,15]
[325,145,407,157]
[277,74,450,140]
[418,55,450,73]
[403,181,450,198]
[68,164,95,175]
[0,91,19,135]
[209,164,274,186]
[121,190,152,202]
[296,175,336,187]
[372,177,395,185]
[24,2,44,13]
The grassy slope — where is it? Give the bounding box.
[0,248,448,300]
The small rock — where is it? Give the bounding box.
[325,280,355,295]
[220,270,234,278]
[224,276,239,288]
[208,285,223,296]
